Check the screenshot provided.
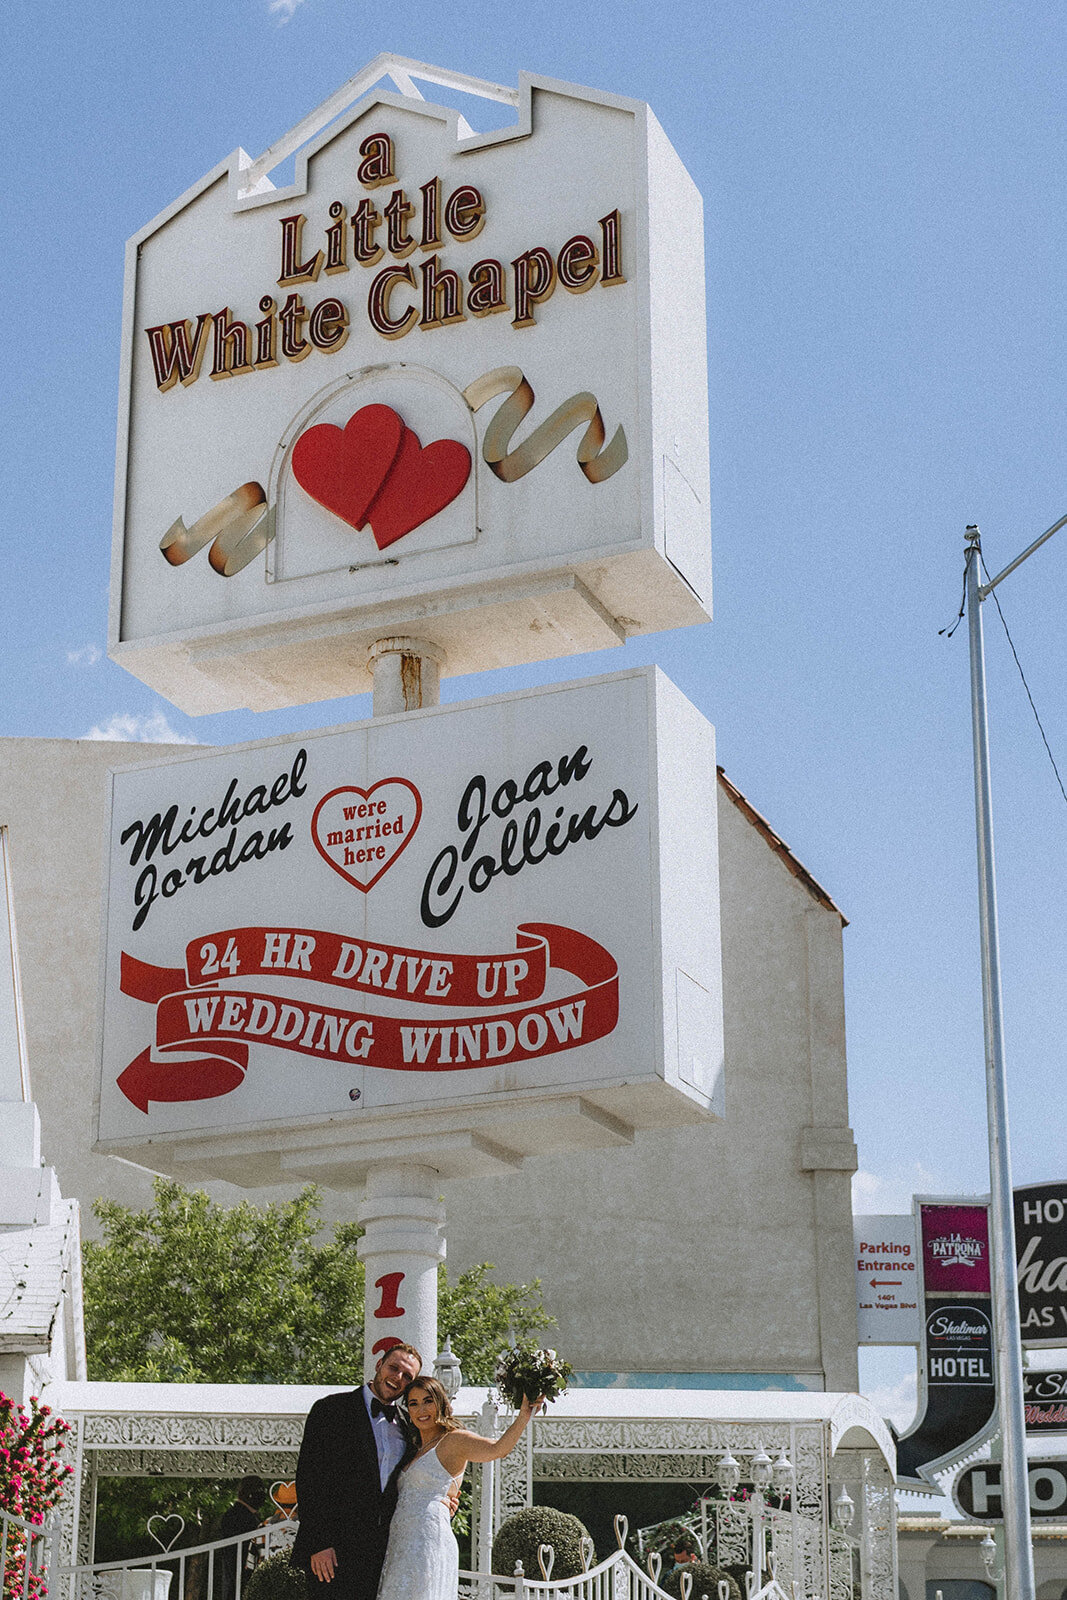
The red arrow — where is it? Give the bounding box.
[117,1046,246,1113]
[870,1278,902,1286]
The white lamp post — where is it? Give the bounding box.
[772,1447,795,1496]
[716,1445,792,1580]
[433,1333,463,1399]
[717,1450,741,1496]
[832,1485,855,1533]
[981,1528,1005,1587]
[750,1445,773,1575]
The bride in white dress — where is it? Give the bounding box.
[377,1375,540,1600]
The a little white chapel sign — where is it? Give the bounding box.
[108,57,712,714]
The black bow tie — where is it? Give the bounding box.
[371,1398,398,1423]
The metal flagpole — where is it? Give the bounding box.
[964,523,1036,1600]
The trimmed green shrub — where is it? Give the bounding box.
[243,1550,307,1600]
[492,1505,593,1581]
[662,1560,741,1600]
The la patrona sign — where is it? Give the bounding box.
[96,667,724,1182]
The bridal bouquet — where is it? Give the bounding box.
[495,1345,573,1408]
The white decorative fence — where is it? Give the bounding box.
[48,1508,806,1600]
[58,1522,296,1600]
[458,1514,798,1600]
[459,1547,675,1600]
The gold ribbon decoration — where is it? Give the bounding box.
[462,367,628,484]
[159,369,624,578]
[159,482,274,577]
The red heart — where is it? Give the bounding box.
[367,428,472,549]
[291,404,403,530]
[311,780,422,893]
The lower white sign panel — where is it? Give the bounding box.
[95,666,723,1183]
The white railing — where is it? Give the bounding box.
[461,1544,676,1600]
[459,1541,808,1600]
[56,1515,807,1600]
[458,1513,801,1600]
[1,1504,60,1600]
[59,1522,296,1600]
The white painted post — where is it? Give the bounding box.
[475,1395,500,1575]
[367,638,443,715]
[357,642,446,1378]
[356,1164,445,1378]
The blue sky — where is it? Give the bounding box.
[4,1,1067,1425]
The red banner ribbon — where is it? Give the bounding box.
[117,923,618,1112]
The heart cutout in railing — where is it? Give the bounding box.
[680,1573,693,1600]
[614,1514,629,1550]
[718,1582,732,1600]
[270,1481,298,1520]
[580,1535,595,1573]
[648,1550,663,1583]
[537,1543,555,1581]
[147,1515,185,1553]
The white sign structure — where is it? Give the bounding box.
[109,56,711,715]
[95,666,723,1181]
[855,1212,921,1345]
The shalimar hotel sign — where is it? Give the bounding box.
[110,56,712,715]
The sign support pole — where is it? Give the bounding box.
[357,1162,445,1377]
[358,641,445,1377]
[368,638,444,716]
[965,525,1035,1600]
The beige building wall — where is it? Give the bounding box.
[442,773,859,1389]
[897,1514,1067,1600]
[0,736,858,1390]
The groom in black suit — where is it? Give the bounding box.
[292,1343,423,1600]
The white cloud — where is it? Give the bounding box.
[81,712,198,745]
[268,0,308,22]
[67,644,101,666]
[852,1163,943,1216]
[860,1369,917,1432]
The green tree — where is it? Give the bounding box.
[84,1180,364,1384]
[438,1262,554,1383]
[84,1178,553,1384]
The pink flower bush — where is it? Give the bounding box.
[0,1392,74,1600]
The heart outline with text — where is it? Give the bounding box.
[311,778,422,892]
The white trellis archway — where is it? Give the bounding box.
[498,1391,897,1600]
[46,1382,896,1600]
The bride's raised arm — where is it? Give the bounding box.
[437,1394,542,1473]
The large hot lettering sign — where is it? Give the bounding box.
[1015,1182,1067,1345]
[117,921,619,1111]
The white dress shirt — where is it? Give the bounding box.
[363,1383,407,1490]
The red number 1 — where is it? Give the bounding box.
[374,1271,406,1319]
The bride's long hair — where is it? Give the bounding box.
[405,1376,459,1432]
